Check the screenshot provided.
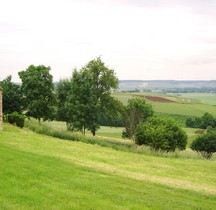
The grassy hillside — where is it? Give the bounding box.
[0,124,216,209]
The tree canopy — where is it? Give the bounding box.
[0,75,24,114]
[122,97,154,139]
[56,78,72,130]
[18,65,55,122]
[66,57,119,136]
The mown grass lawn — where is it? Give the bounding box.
[0,124,216,209]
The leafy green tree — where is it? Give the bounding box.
[66,69,97,135]
[67,58,119,136]
[99,97,125,127]
[122,97,154,139]
[18,65,55,122]
[135,117,187,152]
[200,112,215,129]
[56,78,72,130]
[82,57,119,135]
[191,131,216,159]
[0,75,24,114]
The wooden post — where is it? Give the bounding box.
[0,87,2,130]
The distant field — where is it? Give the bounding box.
[0,124,216,209]
[113,92,216,117]
[180,93,216,105]
[152,102,216,117]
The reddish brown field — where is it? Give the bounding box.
[144,96,176,103]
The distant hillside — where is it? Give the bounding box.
[118,80,216,93]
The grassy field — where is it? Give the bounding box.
[180,93,216,105]
[152,102,216,117]
[113,92,216,117]
[0,124,216,209]
[39,120,198,148]
[41,120,124,139]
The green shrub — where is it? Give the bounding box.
[7,112,17,124]
[135,117,187,152]
[16,114,25,128]
[7,112,25,128]
[191,131,216,159]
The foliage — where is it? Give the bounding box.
[66,57,119,136]
[0,75,24,114]
[135,117,187,152]
[201,112,215,128]
[99,96,125,127]
[66,69,97,134]
[7,112,25,128]
[55,78,72,130]
[186,112,216,129]
[191,131,216,159]
[123,97,154,139]
[18,65,55,122]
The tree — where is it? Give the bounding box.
[200,112,215,129]
[135,117,187,152]
[0,75,24,114]
[186,113,216,129]
[191,131,216,159]
[99,97,125,127]
[122,97,154,139]
[82,57,119,136]
[66,69,97,135]
[18,65,55,122]
[56,78,72,130]
[67,57,119,136]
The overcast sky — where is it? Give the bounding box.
[1,0,216,82]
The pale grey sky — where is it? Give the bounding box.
[0,0,216,82]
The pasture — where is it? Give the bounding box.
[0,124,216,209]
[112,92,216,117]
[180,93,216,105]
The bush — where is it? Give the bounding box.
[135,117,187,152]
[122,97,154,139]
[191,131,216,159]
[7,112,25,128]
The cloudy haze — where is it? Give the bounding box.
[0,0,216,82]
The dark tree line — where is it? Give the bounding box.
[186,112,216,129]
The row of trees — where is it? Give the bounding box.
[186,113,216,129]
[2,58,215,158]
[1,58,122,136]
[1,58,187,152]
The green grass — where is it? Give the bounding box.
[113,92,216,118]
[180,93,216,105]
[25,119,208,160]
[0,124,216,209]
[41,120,124,139]
[152,102,216,117]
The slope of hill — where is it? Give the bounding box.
[0,124,216,209]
